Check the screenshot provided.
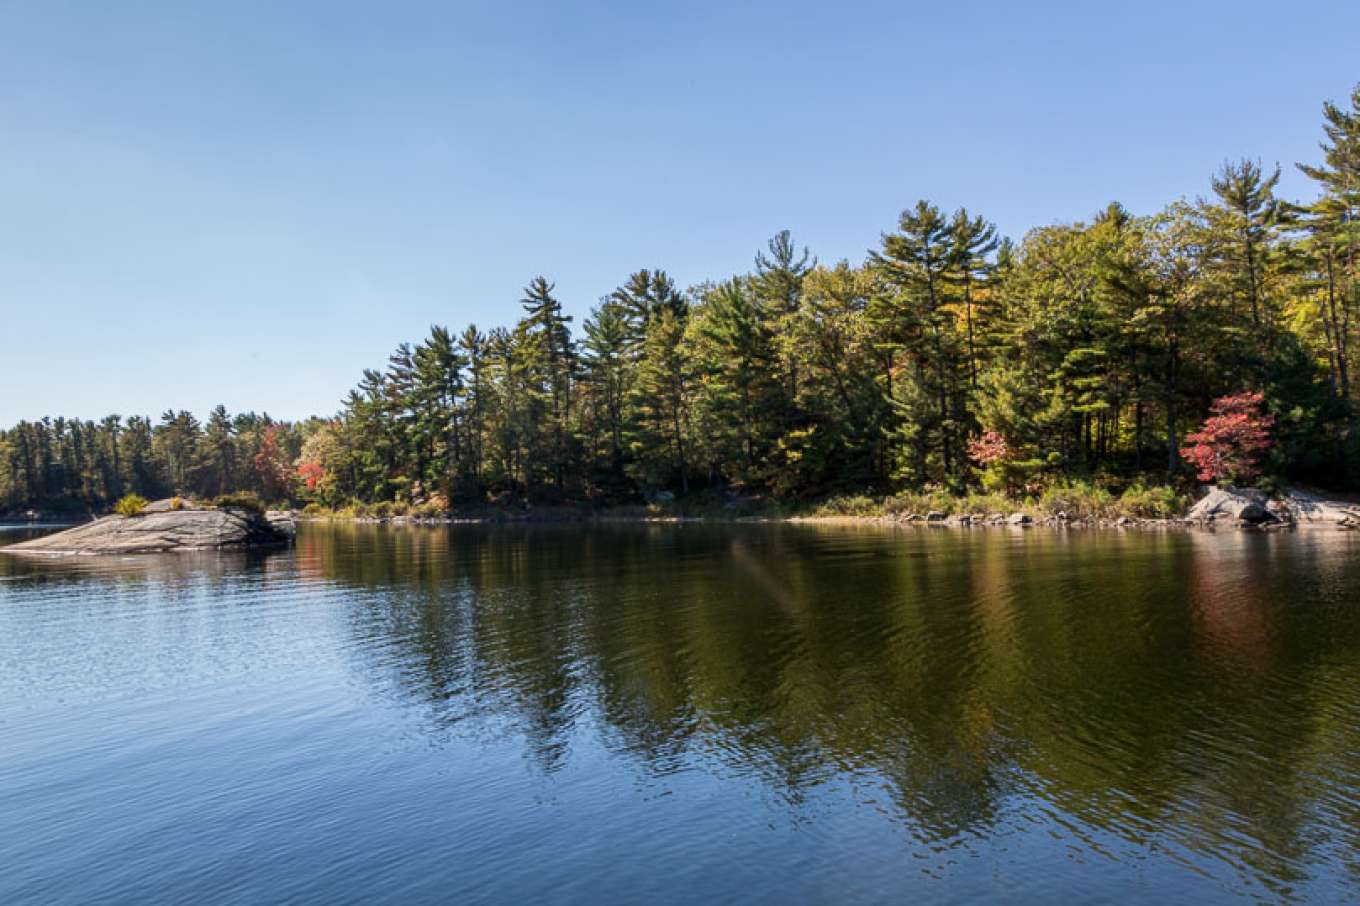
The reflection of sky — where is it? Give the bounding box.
[2,523,1358,902]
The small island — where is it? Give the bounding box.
[2,498,295,555]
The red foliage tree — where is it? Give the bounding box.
[967,430,1012,466]
[1179,392,1275,483]
[297,460,327,492]
[254,426,293,500]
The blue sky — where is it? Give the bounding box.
[2,1,1358,423]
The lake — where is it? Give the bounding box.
[2,521,1357,903]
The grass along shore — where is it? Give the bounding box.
[293,481,1194,528]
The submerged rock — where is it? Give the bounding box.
[2,501,295,555]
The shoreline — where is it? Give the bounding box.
[293,510,1349,533]
[8,485,1358,538]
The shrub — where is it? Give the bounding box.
[960,491,1014,516]
[114,494,149,517]
[169,495,185,511]
[1117,483,1186,518]
[211,491,266,514]
[882,488,958,516]
[1035,480,1115,520]
[967,430,1011,466]
[409,498,449,519]
[813,495,881,517]
[1180,391,1275,484]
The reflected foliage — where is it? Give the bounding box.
[288,523,1360,893]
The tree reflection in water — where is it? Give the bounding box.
[287,522,1360,892]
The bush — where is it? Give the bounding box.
[1180,391,1275,484]
[813,495,881,517]
[1117,483,1186,518]
[211,492,266,514]
[883,488,958,516]
[409,498,449,519]
[960,491,1014,516]
[114,494,149,517]
[1035,480,1115,520]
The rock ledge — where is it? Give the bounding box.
[1184,486,1360,528]
[1,501,295,555]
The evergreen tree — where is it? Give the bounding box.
[582,300,632,478]
[628,308,692,493]
[869,201,966,483]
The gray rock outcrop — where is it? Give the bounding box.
[2,502,295,555]
[1185,486,1360,527]
[1185,487,1276,524]
[1281,488,1360,525]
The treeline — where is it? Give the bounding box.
[4,86,1359,513]
[0,409,306,513]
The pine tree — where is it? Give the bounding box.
[519,277,576,492]
[609,269,688,354]
[869,201,965,483]
[691,279,783,487]
[1205,159,1283,330]
[199,405,237,496]
[1296,84,1360,413]
[628,308,692,493]
[582,300,632,477]
[946,209,999,387]
[459,325,487,494]
[414,325,469,498]
[753,231,814,410]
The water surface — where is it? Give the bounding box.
[2,522,1358,903]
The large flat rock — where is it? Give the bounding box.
[1,506,294,555]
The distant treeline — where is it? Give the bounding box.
[4,86,1360,514]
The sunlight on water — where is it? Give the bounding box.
[2,523,1358,903]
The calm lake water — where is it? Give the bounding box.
[2,522,1358,903]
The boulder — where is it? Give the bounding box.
[1007,512,1031,525]
[1185,487,1276,524]
[2,501,294,555]
[925,511,947,522]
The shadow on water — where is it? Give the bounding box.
[283,522,1360,895]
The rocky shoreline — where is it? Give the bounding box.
[5,487,1356,552]
[1,500,296,555]
[294,487,1360,532]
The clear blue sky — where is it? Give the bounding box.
[2,1,1358,423]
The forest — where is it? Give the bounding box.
[4,85,1359,516]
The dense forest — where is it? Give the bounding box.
[4,86,1360,515]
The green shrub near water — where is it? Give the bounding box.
[1116,483,1188,518]
[807,481,1187,522]
[210,491,266,514]
[113,494,149,517]
[882,488,959,516]
[812,495,881,517]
